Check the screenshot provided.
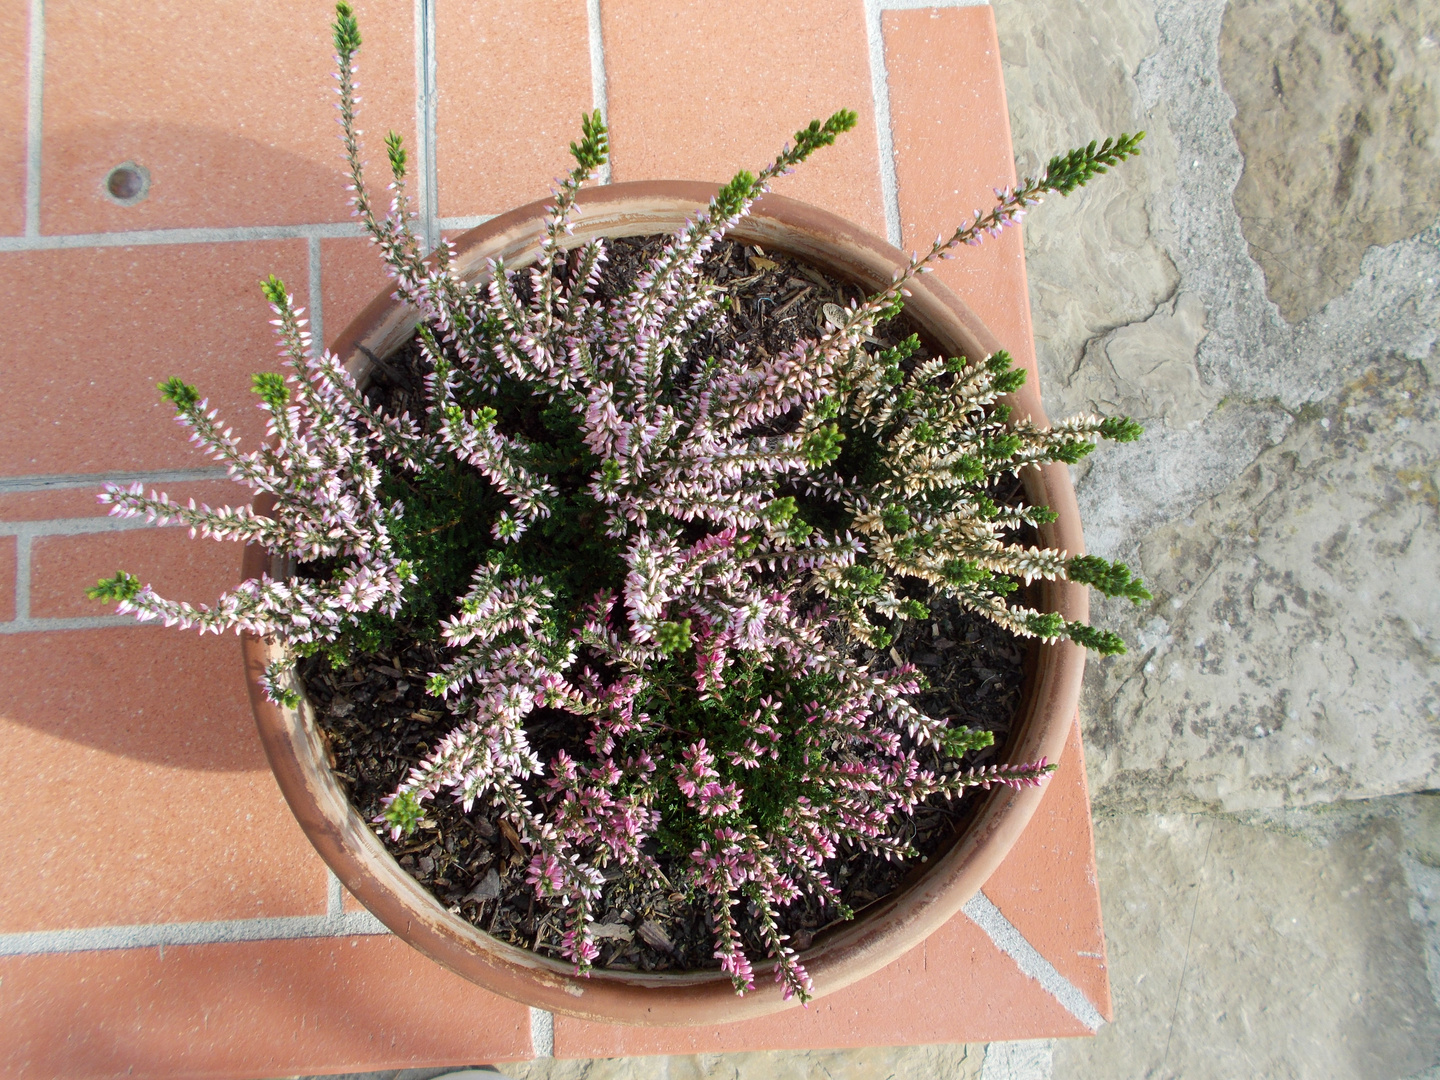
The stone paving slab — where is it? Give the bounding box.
[1054,799,1440,1080]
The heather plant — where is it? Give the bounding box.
[90,2,1150,1002]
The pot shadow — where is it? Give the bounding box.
[12,935,532,1075]
[0,626,266,772]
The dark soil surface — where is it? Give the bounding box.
[304,233,1029,974]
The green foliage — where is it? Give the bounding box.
[1065,622,1127,656]
[949,455,985,484]
[1065,554,1151,604]
[970,492,1002,521]
[382,791,424,837]
[940,725,995,757]
[985,349,1026,394]
[251,371,289,411]
[262,661,304,708]
[1042,132,1145,196]
[880,504,911,533]
[87,571,142,603]
[879,334,921,374]
[157,376,199,411]
[260,273,289,308]
[898,598,930,620]
[331,375,627,660]
[1100,416,1144,442]
[331,1,361,57]
[1049,439,1098,465]
[981,432,1023,461]
[1024,611,1066,639]
[569,110,609,171]
[633,649,979,866]
[943,559,1018,595]
[763,497,813,541]
[802,423,845,468]
[762,497,799,526]
[792,110,860,160]
[657,619,692,656]
[840,563,886,598]
[384,131,407,180]
[715,170,760,219]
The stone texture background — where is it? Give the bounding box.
[290,1,1440,1077]
[1005,0,1440,1075]
[1018,0,1440,822]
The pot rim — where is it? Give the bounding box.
[243,181,1087,1026]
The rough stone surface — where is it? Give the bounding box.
[1219,0,1440,323]
[1088,349,1440,812]
[995,0,1181,398]
[999,0,1440,814]
[495,1043,985,1080]
[1069,291,1216,428]
[981,1039,1055,1080]
[1052,801,1440,1080]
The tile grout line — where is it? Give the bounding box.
[439,214,496,232]
[0,911,390,957]
[0,219,509,254]
[0,222,370,253]
[0,615,144,635]
[964,891,1106,1031]
[414,0,439,253]
[862,0,903,249]
[586,0,611,185]
[1,513,233,637]
[308,235,325,351]
[13,534,30,621]
[529,1007,555,1058]
[24,0,43,237]
[326,870,345,917]
[0,468,232,494]
[0,516,162,538]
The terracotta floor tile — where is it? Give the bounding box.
[40,0,416,234]
[884,7,1040,385]
[555,906,1089,1058]
[0,629,327,932]
[434,0,592,219]
[320,236,395,352]
[0,935,534,1080]
[983,719,1113,1021]
[0,482,244,522]
[601,0,887,238]
[30,527,243,620]
[0,534,15,621]
[1,241,309,478]
[0,0,28,236]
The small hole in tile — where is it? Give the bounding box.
[104,162,150,205]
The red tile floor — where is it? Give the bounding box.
[0,2,1112,1076]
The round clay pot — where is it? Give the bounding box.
[242,182,1087,1025]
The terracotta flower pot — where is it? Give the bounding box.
[242,181,1087,1026]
